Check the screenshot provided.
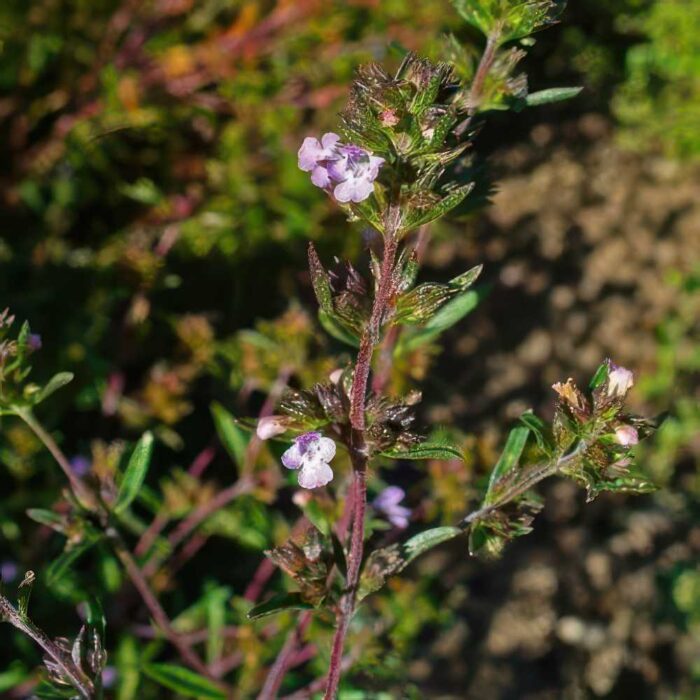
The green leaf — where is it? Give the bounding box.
[318,310,360,348]
[381,442,464,461]
[26,508,65,532]
[142,663,226,699]
[17,571,35,616]
[525,87,583,107]
[398,287,486,352]
[402,526,461,565]
[46,539,98,587]
[485,426,530,505]
[246,592,314,620]
[518,410,551,453]
[34,372,74,404]
[359,526,462,600]
[210,403,248,466]
[307,243,333,313]
[588,361,609,390]
[114,432,154,515]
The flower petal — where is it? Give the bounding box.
[298,461,334,489]
[298,137,324,171]
[310,165,331,188]
[321,132,341,149]
[311,436,336,462]
[281,442,304,470]
[374,485,405,508]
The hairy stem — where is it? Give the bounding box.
[459,442,586,529]
[324,210,400,699]
[0,594,94,698]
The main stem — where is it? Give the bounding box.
[324,212,399,700]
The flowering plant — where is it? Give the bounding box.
[0,1,663,698]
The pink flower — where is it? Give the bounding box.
[615,425,639,446]
[607,363,634,398]
[373,486,411,529]
[281,432,336,489]
[298,133,384,203]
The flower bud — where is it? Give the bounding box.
[615,425,639,447]
[607,363,634,398]
[256,415,289,440]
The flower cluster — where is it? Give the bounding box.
[281,431,336,489]
[298,132,384,203]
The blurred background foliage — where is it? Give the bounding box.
[0,0,698,697]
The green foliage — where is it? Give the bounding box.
[142,663,226,699]
[613,0,700,158]
[114,432,154,515]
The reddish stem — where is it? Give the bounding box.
[323,210,400,699]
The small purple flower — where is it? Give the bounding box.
[0,560,18,583]
[607,363,634,398]
[298,132,384,203]
[615,425,639,447]
[69,456,92,477]
[27,334,42,352]
[281,431,336,489]
[102,667,118,689]
[373,486,411,529]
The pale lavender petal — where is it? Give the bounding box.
[312,436,336,462]
[310,165,331,188]
[388,508,411,529]
[374,486,405,508]
[281,442,304,470]
[334,177,374,203]
[298,137,325,171]
[298,461,334,489]
[321,132,341,149]
[368,155,385,175]
[327,157,350,183]
[296,431,322,452]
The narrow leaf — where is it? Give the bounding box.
[318,310,360,348]
[402,526,461,565]
[525,87,583,107]
[518,410,551,453]
[211,403,248,466]
[246,592,314,620]
[382,442,464,461]
[34,373,74,404]
[46,539,97,587]
[26,509,65,532]
[142,663,226,699]
[114,432,154,515]
[485,426,530,505]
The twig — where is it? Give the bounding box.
[0,593,94,699]
[257,612,313,700]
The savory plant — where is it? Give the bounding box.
[0,1,660,698]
